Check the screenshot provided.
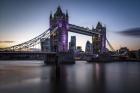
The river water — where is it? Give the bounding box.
[0,61,140,93]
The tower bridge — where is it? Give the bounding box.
[0,6,114,64]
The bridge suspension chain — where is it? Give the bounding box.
[0,27,58,51]
[106,38,115,51]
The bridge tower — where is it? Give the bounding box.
[92,22,106,54]
[50,6,69,52]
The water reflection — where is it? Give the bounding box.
[49,65,67,93]
[48,62,107,93]
[93,63,106,93]
[0,61,140,93]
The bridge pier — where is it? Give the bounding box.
[44,53,56,64]
[57,52,75,64]
[44,52,75,65]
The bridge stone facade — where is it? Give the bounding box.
[92,22,106,54]
[50,6,69,52]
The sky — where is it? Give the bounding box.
[0,0,140,51]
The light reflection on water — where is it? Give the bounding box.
[0,61,140,93]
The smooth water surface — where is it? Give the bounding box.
[0,61,140,93]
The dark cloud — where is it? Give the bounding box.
[0,41,14,43]
[117,28,140,37]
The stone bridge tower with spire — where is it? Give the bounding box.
[50,6,69,52]
[92,22,106,54]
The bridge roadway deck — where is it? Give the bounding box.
[0,51,56,54]
[0,51,56,60]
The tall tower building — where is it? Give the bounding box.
[69,36,76,52]
[41,38,50,52]
[50,6,69,52]
[85,40,92,53]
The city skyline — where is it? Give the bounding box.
[0,0,140,51]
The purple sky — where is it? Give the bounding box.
[0,0,140,50]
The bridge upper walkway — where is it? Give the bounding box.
[69,24,100,36]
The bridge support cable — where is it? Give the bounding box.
[8,28,50,51]
[106,38,115,51]
[18,27,58,50]
[0,27,58,51]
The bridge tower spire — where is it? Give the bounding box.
[50,6,69,52]
[92,22,106,54]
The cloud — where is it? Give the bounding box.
[0,41,14,43]
[117,28,140,37]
